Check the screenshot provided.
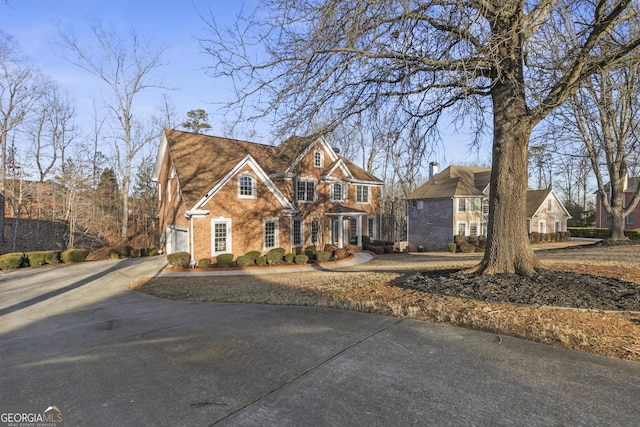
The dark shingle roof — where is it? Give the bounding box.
[406,166,491,199]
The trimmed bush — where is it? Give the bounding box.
[266,247,286,264]
[0,253,26,270]
[236,256,251,267]
[305,250,316,260]
[256,256,267,266]
[26,251,49,266]
[216,253,234,267]
[45,251,61,264]
[294,254,309,264]
[454,234,466,244]
[362,235,371,248]
[324,244,335,252]
[244,251,261,262]
[110,251,120,260]
[198,258,212,268]
[448,243,457,253]
[315,250,331,262]
[284,252,295,263]
[60,249,90,263]
[130,248,141,258]
[459,243,475,253]
[368,246,384,255]
[146,247,158,256]
[167,252,190,268]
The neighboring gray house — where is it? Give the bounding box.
[406,164,571,251]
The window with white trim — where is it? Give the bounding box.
[350,217,357,242]
[331,182,346,202]
[555,221,562,232]
[482,199,489,215]
[469,198,481,212]
[238,174,256,198]
[457,198,466,212]
[547,198,553,211]
[263,218,279,250]
[311,217,321,246]
[297,179,317,202]
[367,216,376,239]
[314,150,323,168]
[628,213,635,225]
[457,222,466,236]
[469,222,479,236]
[211,218,232,255]
[291,217,303,247]
[356,185,370,204]
[417,200,424,209]
[481,221,488,236]
[539,220,546,233]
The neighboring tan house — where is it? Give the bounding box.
[406,164,571,251]
[152,129,383,261]
[595,177,640,229]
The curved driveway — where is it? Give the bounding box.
[1,256,639,426]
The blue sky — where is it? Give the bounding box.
[1,0,486,167]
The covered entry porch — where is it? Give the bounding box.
[325,205,367,249]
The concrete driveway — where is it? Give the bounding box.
[1,256,639,426]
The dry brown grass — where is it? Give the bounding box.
[130,245,640,361]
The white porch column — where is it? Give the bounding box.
[357,216,363,247]
[337,215,344,248]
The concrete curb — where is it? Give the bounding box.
[157,251,374,277]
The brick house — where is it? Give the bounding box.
[406,165,571,251]
[595,177,640,229]
[151,129,383,261]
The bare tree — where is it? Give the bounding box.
[58,21,166,242]
[0,31,43,241]
[204,0,640,275]
[561,63,640,239]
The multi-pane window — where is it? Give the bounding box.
[332,182,345,202]
[417,200,424,209]
[457,222,466,236]
[481,221,488,236]
[311,218,320,245]
[367,216,376,239]
[482,199,489,215]
[212,219,231,255]
[539,221,546,233]
[350,217,357,242]
[628,213,635,225]
[264,218,278,249]
[292,218,303,247]
[356,185,370,203]
[314,150,323,168]
[458,198,481,212]
[469,222,479,236]
[555,221,562,232]
[547,198,553,211]
[239,175,255,197]
[297,180,316,202]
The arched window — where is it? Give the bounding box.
[314,150,323,168]
[238,175,255,198]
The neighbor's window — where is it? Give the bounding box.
[482,199,489,215]
[547,198,553,211]
[627,213,634,225]
[457,198,466,212]
[469,222,479,236]
[356,185,370,204]
[457,222,466,236]
[469,198,481,212]
[417,200,424,210]
[297,179,317,202]
[239,175,255,198]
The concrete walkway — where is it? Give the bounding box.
[1,256,639,426]
[158,251,374,277]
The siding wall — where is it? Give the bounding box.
[407,198,454,251]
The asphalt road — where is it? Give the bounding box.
[1,256,639,426]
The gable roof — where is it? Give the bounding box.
[406,165,491,199]
[153,129,383,207]
[527,189,571,219]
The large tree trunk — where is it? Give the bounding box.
[473,22,540,276]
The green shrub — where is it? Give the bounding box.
[362,235,371,248]
[315,250,331,262]
[266,247,286,263]
[244,250,261,261]
[0,253,26,270]
[60,249,90,263]
[110,251,120,260]
[256,255,267,266]
[236,256,251,267]
[167,252,190,268]
[294,254,309,264]
[305,250,316,260]
[216,253,234,266]
[26,251,49,266]
[45,251,61,264]
[130,248,141,258]
[198,258,212,268]
[458,243,475,253]
[284,252,295,262]
[324,244,335,252]
[146,247,158,256]
[568,227,639,240]
[448,243,457,253]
